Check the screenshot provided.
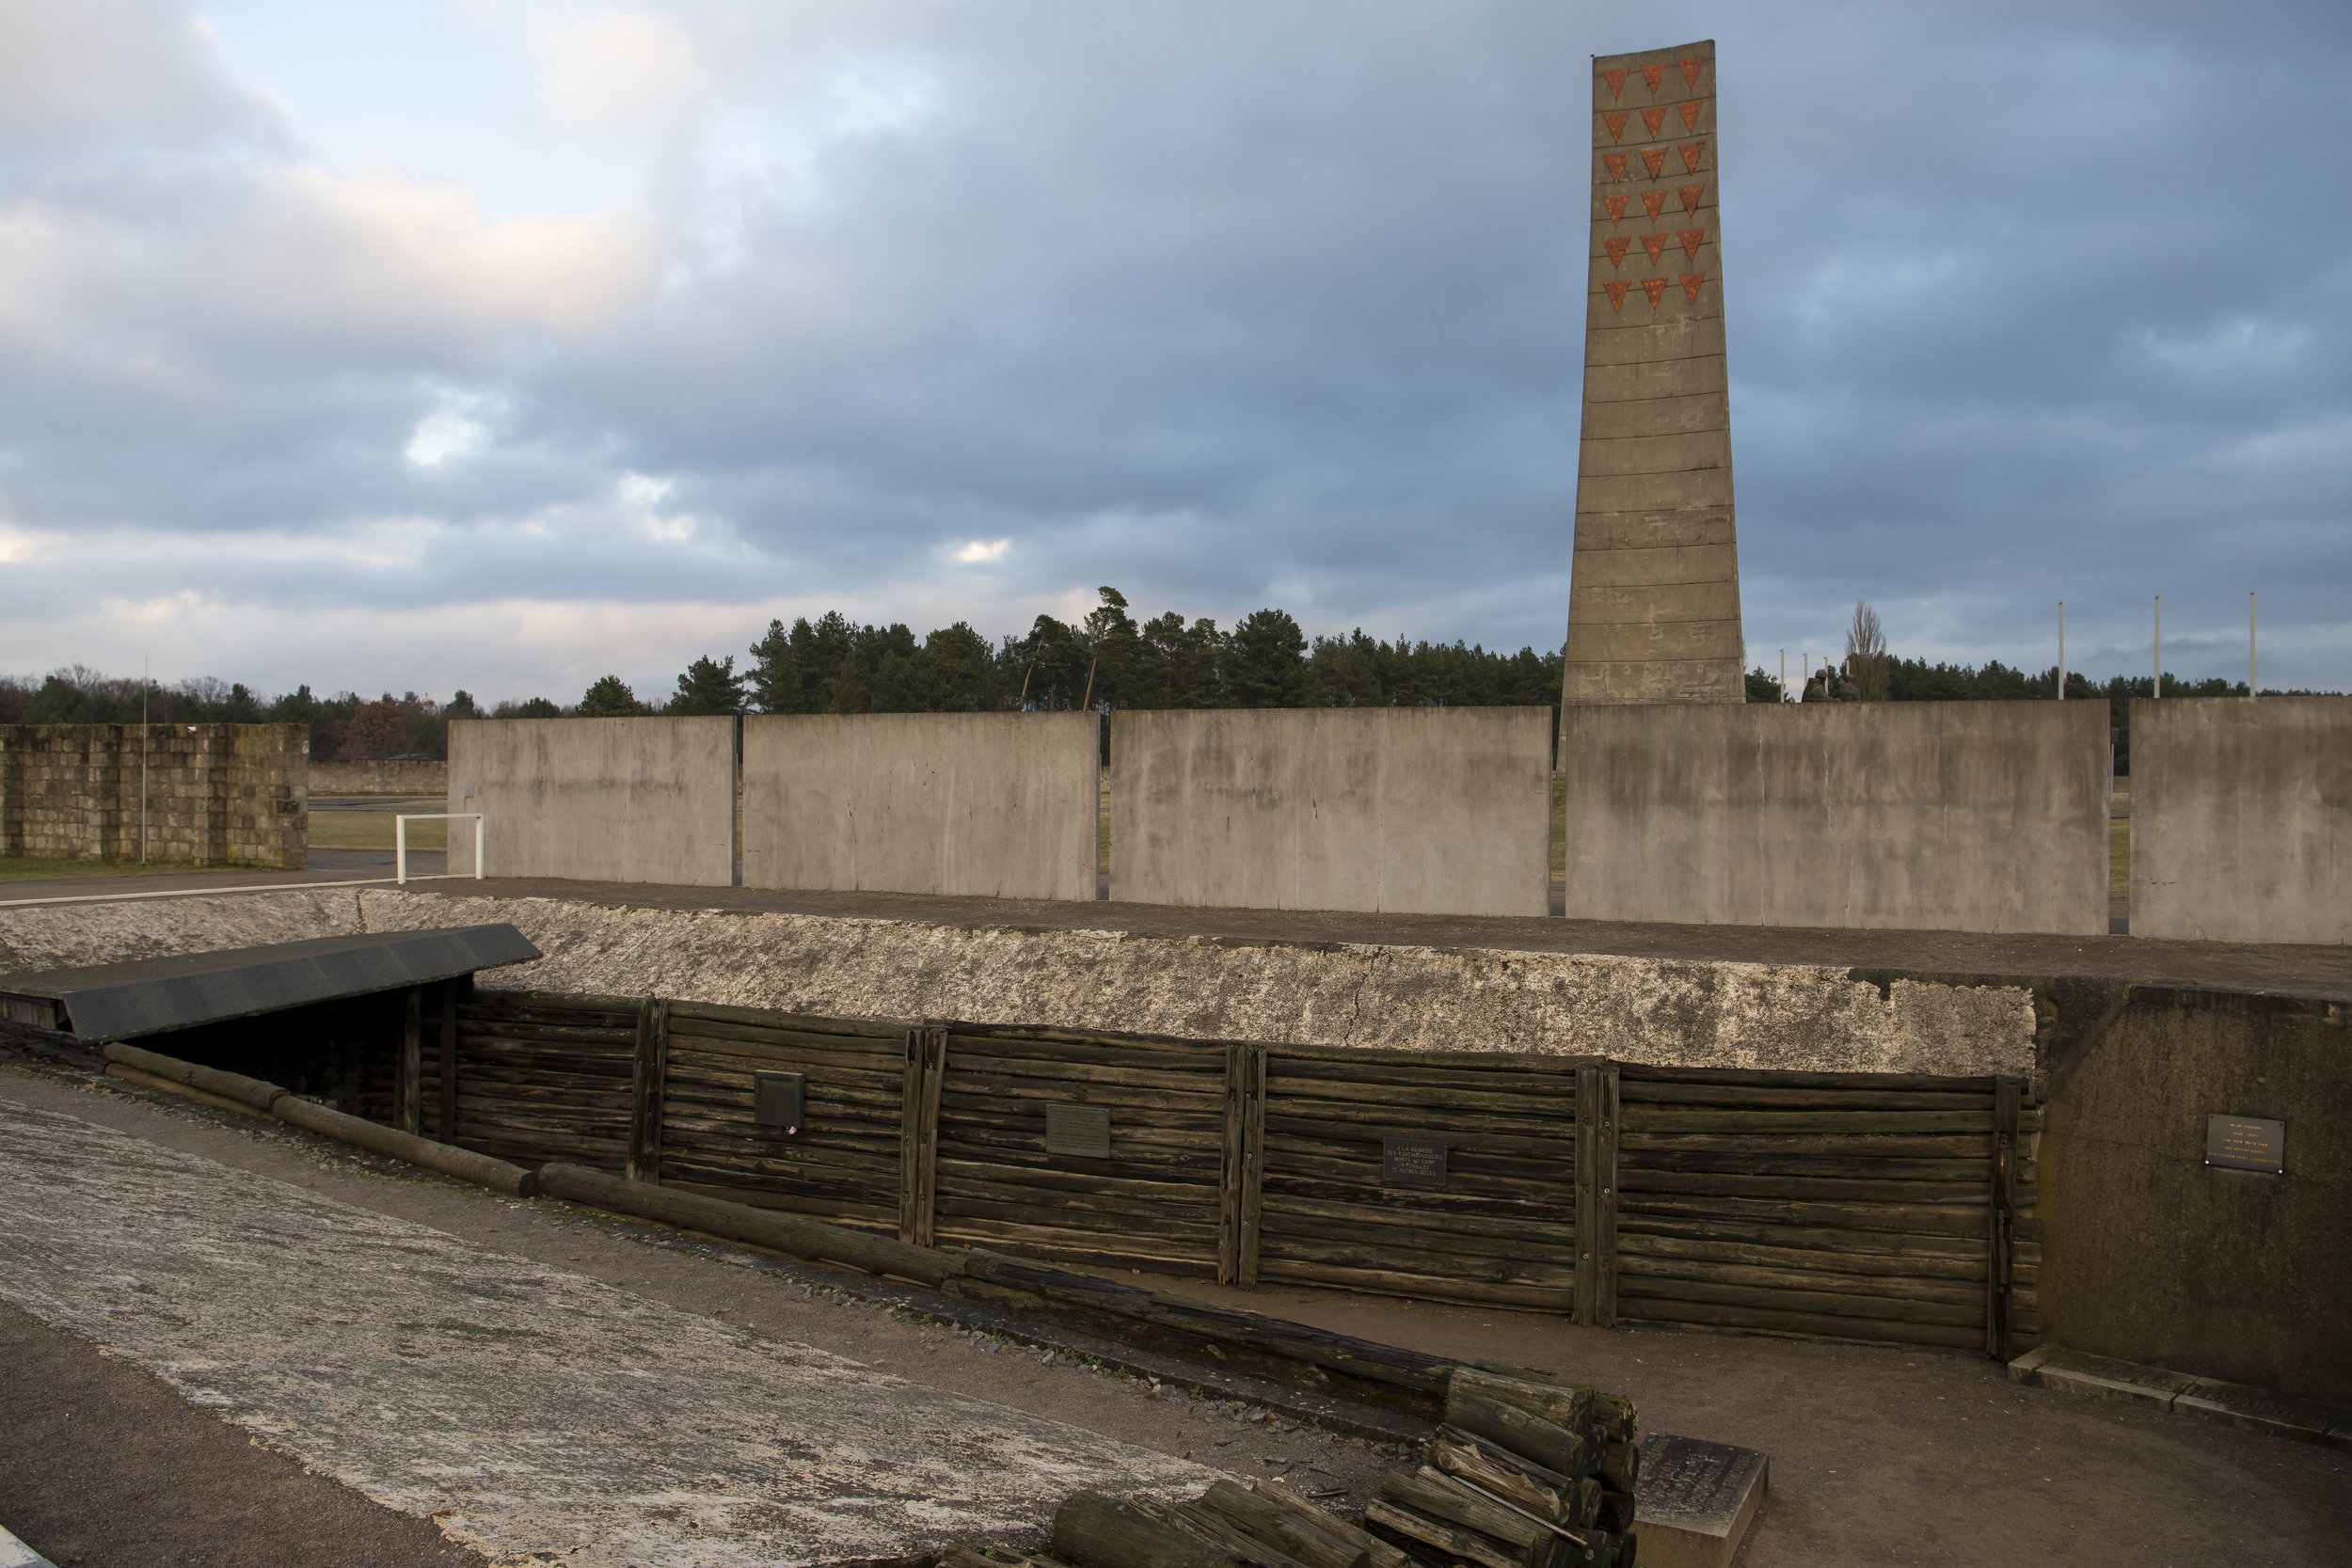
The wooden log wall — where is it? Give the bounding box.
[1612,1065,2042,1354]
[357,990,2039,1357]
[928,1025,1232,1279]
[1253,1047,1586,1312]
[656,1002,906,1234]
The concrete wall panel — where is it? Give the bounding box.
[1560,702,2110,934]
[447,718,734,886]
[1110,707,1550,917]
[740,713,1097,902]
[2132,697,2352,944]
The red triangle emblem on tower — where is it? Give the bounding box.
[1603,111,1630,143]
[1680,141,1707,172]
[1605,280,1629,311]
[1604,195,1629,224]
[1678,228,1705,259]
[1604,236,1630,268]
[1603,153,1628,182]
[1642,191,1668,221]
[1640,106,1667,137]
[1640,233,1668,263]
[1600,68,1630,101]
[1641,63,1668,94]
[1679,101,1702,132]
[1642,149,1667,179]
[1679,55,1706,87]
[1681,272,1707,303]
[1641,277,1668,308]
[1679,182,1707,213]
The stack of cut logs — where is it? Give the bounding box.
[944,1365,1641,1568]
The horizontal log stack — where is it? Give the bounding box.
[929,1025,1232,1278]
[353,989,2038,1361]
[947,1369,1642,1568]
[1254,1049,1586,1312]
[1612,1066,2040,1354]
[656,1001,907,1234]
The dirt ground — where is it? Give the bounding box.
[3,1054,2345,1568]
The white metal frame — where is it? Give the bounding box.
[395,813,485,885]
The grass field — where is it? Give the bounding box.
[306,798,446,851]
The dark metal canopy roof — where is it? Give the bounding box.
[0,925,540,1042]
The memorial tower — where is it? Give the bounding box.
[1560,40,1744,705]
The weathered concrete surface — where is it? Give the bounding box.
[0,1096,1211,1568]
[313,759,449,796]
[1111,707,1552,919]
[362,891,2034,1076]
[1561,701,2109,936]
[1562,40,1742,707]
[2038,986,2352,1405]
[743,713,1097,902]
[447,718,734,887]
[2132,696,2352,944]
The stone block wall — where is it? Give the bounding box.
[0,724,307,868]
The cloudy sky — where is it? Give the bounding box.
[2,0,2345,703]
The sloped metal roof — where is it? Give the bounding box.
[0,925,540,1042]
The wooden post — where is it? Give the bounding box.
[1238,1045,1266,1288]
[1220,1041,1247,1285]
[1987,1076,2022,1360]
[1574,1064,1618,1327]
[437,980,460,1141]
[898,1025,946,1246]
[625,996,670,1184]
[397,986,422,1135]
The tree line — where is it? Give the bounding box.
[4,586,2325,767]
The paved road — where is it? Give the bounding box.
[0,1095,1207,1568]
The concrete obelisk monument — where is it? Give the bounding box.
[1560,40,1744,705]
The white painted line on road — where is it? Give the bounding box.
[0,1524,57,1568]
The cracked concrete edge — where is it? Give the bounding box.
[0,1524,58,1568]
[5,1041,1432,1451]
[2007,1344,2352,1450]
[551,1205,1437,1450]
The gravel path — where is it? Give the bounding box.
[0,1093,1212,1568]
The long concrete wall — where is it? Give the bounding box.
[1560,701,2110,935]
[310,759,448,796]
[446,718,734,887]
[740,714,1097,902]
[1110,707,1552,918]
[2131,697,2352,944]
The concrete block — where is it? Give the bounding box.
[1579,391,1729,439]
[1569,542,1740,588]
[1561,659,1742,705]
[448,718,735,886]
[2131,696,2352,944]
[1568,506,1737,550]
[1558,702,2111,934]
[1579,429,1735,479]
[1568,580,1743,625]
[2019,1347,2194,1408]
[1565,618,1741,662]
[1582,316,1725,368]
[741,713,1097,902]
[1631,1433,1768,1568]
[1111,706,1550,917]
[2172,1378,2343,1442]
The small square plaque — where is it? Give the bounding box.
[2205,1114,2284,1174]
[1383,1138,1447,1188]
[1046,1103,1112,1158]
[753,1070,804,1133]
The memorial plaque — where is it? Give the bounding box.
[2204,1114,2285,1174]
[1634,1433,1769,1568]
[1046,1103,1112,1159]
[1382,1138,1447,1188]
[753,1070,804,1134]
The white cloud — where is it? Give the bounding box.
[534,9,710,132]
[405,389,503,469]
[955,539,1010,563]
